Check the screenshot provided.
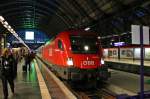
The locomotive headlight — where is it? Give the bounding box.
[84,45,89,51]
[101,59,104,65]
[67,57,73,66]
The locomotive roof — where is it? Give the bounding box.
[64,29,98,37]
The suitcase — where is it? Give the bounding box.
[22,65,27,71]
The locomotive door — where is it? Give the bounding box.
[57,39,67,79]
[57,40,65,65]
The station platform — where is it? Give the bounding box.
[104,58,150,67]
[0,58,50,99]
[108,69,150,95]
[0,57,77,99]
[104,58,150,76]
[104,58,150,96]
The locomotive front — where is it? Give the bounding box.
[66,34,109,81]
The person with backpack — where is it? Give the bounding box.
[1,48,15,99]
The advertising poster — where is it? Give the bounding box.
[108,50,113,57]
[126,49,133,57]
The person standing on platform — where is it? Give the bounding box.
[0,48,15,99]
[12,50,18,79]
[25,52,32,71]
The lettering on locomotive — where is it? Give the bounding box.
[82,60,95,65]
[49,48,52,56]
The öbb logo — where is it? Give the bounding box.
[82,60,95,65]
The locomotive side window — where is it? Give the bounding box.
[70,36,99,54]
[58,40,64,50]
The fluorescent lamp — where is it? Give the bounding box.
[8,28,13,32]
[3,24,7,28]
[0,16,4,22]
[15,34,18,37]
[13,33,18,37]
[10,29,14,32]
[85,27,90,31]
[3,21,8,25]
[7,25,11,29]
[0,16,30,50]
[12,31,16,34]
[114,42,125,46]
[8,28,11,31]
[97,36,101,39]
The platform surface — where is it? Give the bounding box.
[105,58,150,66]
[0,59,42,99]
[108,69,150,94]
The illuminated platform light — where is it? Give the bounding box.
[3,24,8,28]
[0,16,5,22]
[7,25,11,29]
[3,21,8,25]
[84,45,89,51]
[85,27,90,31]
[0,15,30,50]
[97,36,101,39]
[114,42,125,46]
[10,29,14,33]
[8,28,11,32]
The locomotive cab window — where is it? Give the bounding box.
[70,36,99,54]
[58,40,64,50]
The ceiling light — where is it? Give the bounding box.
[13,33,18,37]
[3,24,8,28]
[97,36,101,39]
[0,16,4,22]
[84,45,89,51]
[8,28,11,31]
[85,27,90,31]
[3,21,8,25]
[7,25,11,29]
[10,29,14,32]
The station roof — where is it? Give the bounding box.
[0,0,149,37]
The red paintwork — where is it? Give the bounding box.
[42,30,103,69]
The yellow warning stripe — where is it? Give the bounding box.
[34,59,51,99]
[40,60,77,99]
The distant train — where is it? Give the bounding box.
[41,29,109,81]
[103,45,150,60]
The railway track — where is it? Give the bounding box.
[37,56,118,99]
[76,90,101,99]
[74,88,116,99]
[66,81,117,99]
[100,88,116,99]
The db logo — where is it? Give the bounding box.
[82,61,95,65]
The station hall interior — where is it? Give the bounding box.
[0,0,150,99]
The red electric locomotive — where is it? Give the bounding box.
[42,29,109,81]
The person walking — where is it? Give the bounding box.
[25,52,33,71]
[1,48,15,99]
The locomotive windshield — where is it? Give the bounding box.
[70,36,99,54]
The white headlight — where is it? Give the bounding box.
[84,45,89,51]
[101,59,104,65]
[67,58,73,66]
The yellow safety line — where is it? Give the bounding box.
[34,60,51,99]
[40,60,77,99]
